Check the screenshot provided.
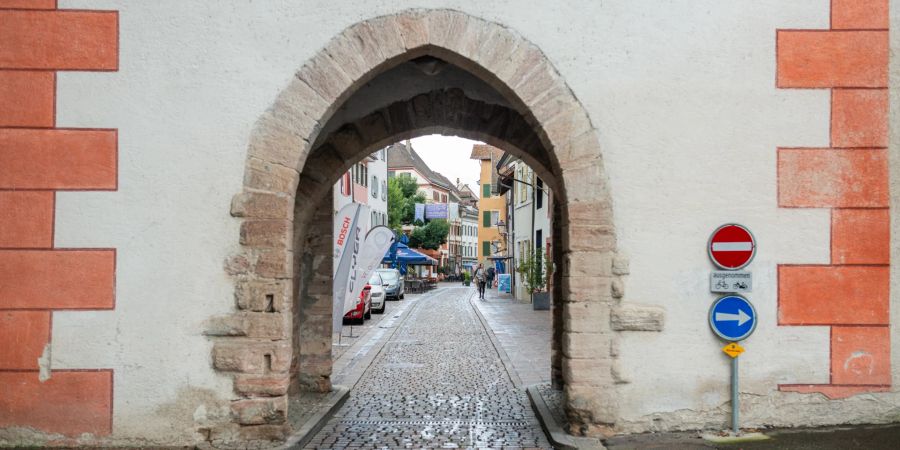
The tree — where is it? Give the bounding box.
[387,174,426,231]
[408,219,450,250]
[516,247,550,293]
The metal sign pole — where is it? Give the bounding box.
[731,355,739,434]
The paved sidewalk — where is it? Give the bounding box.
[472,286,552,387]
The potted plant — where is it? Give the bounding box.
[517,247,551,310]
[463,271,471,286]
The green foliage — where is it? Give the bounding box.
[463,271,471,283]
[516,247,550,294]
[408,219,450,250]
[387,174,426,231]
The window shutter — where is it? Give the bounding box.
[483,211,490,227]
[483,183,491,198]
[483,241,491,257]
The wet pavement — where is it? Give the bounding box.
[304,286,552,449]
[472,287,552,387]
[604,423,900,449]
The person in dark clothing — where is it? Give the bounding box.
[474,263,486,299]
[486,266,495,289]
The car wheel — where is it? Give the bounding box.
[400,292,405,299]
[364,309,371,320]
[374,304,384,314]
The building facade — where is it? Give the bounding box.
[471,145,507,265]
[334,149,388,231]
[456,181,480,272]
[497,154,553,302]
[1,2,898,446]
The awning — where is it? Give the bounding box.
[382,242,437,265]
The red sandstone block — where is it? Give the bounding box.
[0,0,55,9]
[831,89,887,148]
[831,326,890,385]
[778,148,887,208]
[777,30,888,88]
[779,384,890,399]
[0,250,114,309]
[831,0,888,30]
[831,208,889,264]
[0,10,117,70]
[0,370,111,436]
[0,128,117,189]
[0,191,53,248]
[0,310,50,369]
[779,265,888,325]
[0,71,54,127]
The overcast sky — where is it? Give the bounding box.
[409,135,483,194]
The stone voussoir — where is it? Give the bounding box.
[243,157,300,195]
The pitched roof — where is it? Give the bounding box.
[469,144,504,161]
[386,141,453,190]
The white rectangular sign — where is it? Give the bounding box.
[710,271,752,293]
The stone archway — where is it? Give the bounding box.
[217,9,618,441]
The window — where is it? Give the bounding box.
[483,241,491,257]
[433,191,440,202]
[536,177,544,209]
[442,194,447,203]
[491,211,500,226]
[483,183,491,198]
[371,176,378,198]
[381,180,387,201]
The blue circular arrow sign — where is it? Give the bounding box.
[708,295,757,342]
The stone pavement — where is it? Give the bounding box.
[303,286,552,449]
[470,287,552,388]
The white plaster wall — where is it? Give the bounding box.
[368,151,389,226]
[47,0,894,442]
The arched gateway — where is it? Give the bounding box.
[217,9,621,439]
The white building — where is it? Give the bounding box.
[334,148,388,232]
[497,154,552,302]
[3,3,898,445]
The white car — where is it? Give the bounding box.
[376,268,405,300]
[368,272,386,314]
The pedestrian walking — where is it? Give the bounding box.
[474,263,486,300]
[486,266,495,289]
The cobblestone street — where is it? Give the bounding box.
[305,286,552,449]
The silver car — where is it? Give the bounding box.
[376,268,404,300]
[368,272,386,314]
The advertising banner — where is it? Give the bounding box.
[414,203,425,223]
[448,202,459,220]
[425,203,448,219]
[497,274,511,293]
[347,226,396,309]
[333,203,369,333]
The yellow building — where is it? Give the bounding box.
[470,145,507,262]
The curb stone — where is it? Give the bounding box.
[526,385,607,450]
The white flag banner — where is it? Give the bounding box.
[345,226,396,315]
[333,203,369,333]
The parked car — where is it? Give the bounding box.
[376,268,404,300]
[368,272,386,314]
[343,284,371,325]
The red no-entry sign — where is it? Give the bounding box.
[708,224,756,270]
